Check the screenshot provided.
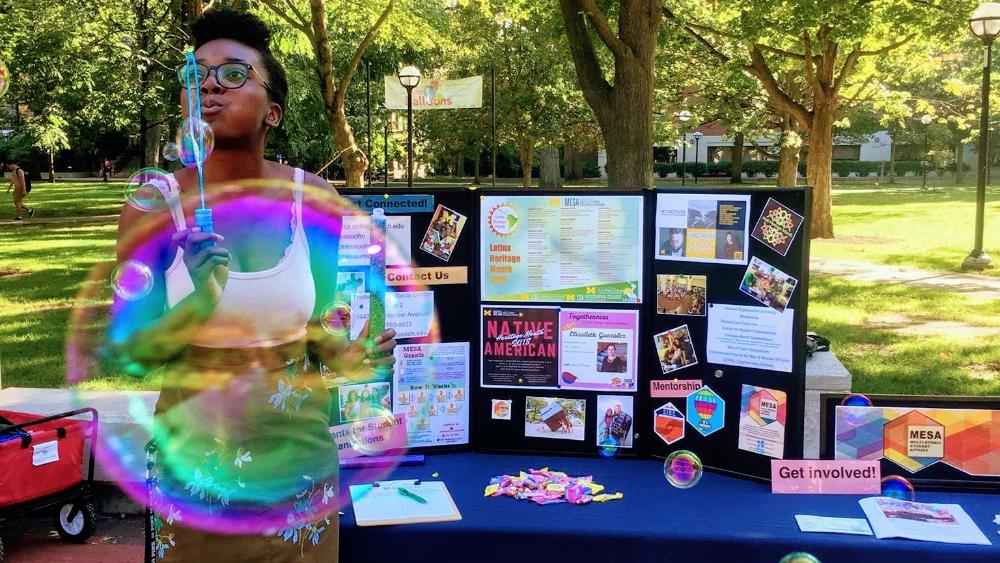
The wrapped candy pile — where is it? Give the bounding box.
[484,467,623,506]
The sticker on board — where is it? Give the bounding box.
[654,402,685,445]
[686,386,725,437]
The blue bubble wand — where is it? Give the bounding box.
[181,51,214,240]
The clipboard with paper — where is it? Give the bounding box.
[349,479,462,526]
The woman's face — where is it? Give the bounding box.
[361,389,370,400]
[183,39,281,143]
[605,408,613,417]
[347,391,358,402]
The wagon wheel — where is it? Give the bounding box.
[53,501,97,543]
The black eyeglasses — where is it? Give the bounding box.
[176,62,272,93]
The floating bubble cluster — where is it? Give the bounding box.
[880,475,915,501]
[663,450,703,489]
[176,118,214,168]
[68,180,439,535]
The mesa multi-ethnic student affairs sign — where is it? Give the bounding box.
[384,75,483,110]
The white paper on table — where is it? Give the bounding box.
[795,515,873,536]
[706,304,793,372]
[338,215,411,267]
[32,441,59,466]
[859,497,991,545]
[350,291,434,340]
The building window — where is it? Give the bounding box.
[832,144,861,160]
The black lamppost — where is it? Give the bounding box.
[382,103,390,188]
[920,113,933,189]
[398,65,421,188]
[964,2,1000,270]
[693,131,703,184]
[677,110,691,186]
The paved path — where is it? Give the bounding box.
[810,257,1000,301]
[1,513,143,563]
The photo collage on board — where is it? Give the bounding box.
[480,195,645,452]
[328,194,473,453]
[652,192,804,460]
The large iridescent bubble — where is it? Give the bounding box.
[176,118,214,168]
[67,179,438,536]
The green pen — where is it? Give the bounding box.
[398,487,428,504]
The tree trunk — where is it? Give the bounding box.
[327,108,368,186]
[730,131,744,183]
[565,146,583,180]
[559,0,659,189]
[887,137,897,184]
[518,137,534,188]
[954,129,965,184]
[805,102,835,238]
[539,145,562,188]
[777,116,800,187]
[473,152,481,184]
[47,148,55,182]
[456,153,465,178]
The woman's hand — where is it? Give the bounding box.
[334,324,397,381]
[173,227,230,306]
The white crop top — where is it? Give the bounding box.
[163,168,317,348]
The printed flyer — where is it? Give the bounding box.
[706,303,794,373]
[393,342,470,447]
[751,198,804,256]
[525,396,586,441]
[481,306,559,388]
[350,291,435,340]
[419,204,468,262]
[480,195,643,303]
[558,309,639,391]
[737,384,787,458]
[596,395,634,448]
[338,214,412,267]
[654,193,750,265]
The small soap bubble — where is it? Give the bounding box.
[840,394,872,408]
[162,142,180,162]
[881,475,915,501]
[124,168,171,212]
[663,450,702,489]
[176,118,215,167]
[320,301,352,337]
[713,369,723,378]
[0,60,10,97]
[778,553,820,563]
[598,436,620,459]
[111,260,153,301]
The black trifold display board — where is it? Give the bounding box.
[335,186,812,480]
[335,188,474,453]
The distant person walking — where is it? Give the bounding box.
[5,162,34,220]
[102,158,113,181]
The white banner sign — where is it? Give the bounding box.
[384,75,483,110]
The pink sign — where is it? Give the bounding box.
[650,379,703,397]
[329,413,409,459]
[771,460,881,494]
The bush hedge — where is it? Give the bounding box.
[653,160,971,178]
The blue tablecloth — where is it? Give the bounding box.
[339,452,998,563]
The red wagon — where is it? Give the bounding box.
[0,408,99,561]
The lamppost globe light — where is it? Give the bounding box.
[920,114,933,125]
[692,131,703,139]
[398,65,421,88]
[677,110,692,122]
[970,2,1000,39]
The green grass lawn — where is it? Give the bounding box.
[0,179,997,396]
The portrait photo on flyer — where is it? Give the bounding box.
[596,395,634,448]
[655,274,707,316]
[738,257,798,313]
[524,396,586,441]
[654,325,698,374]
[654,193,750,265]
[339,381,392,423]
[751,197,804,257]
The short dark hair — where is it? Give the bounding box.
[191,7,288,112]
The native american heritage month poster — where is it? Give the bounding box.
[480,195,643,303]
[481,306,559,388]
[835,406,1000,477]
